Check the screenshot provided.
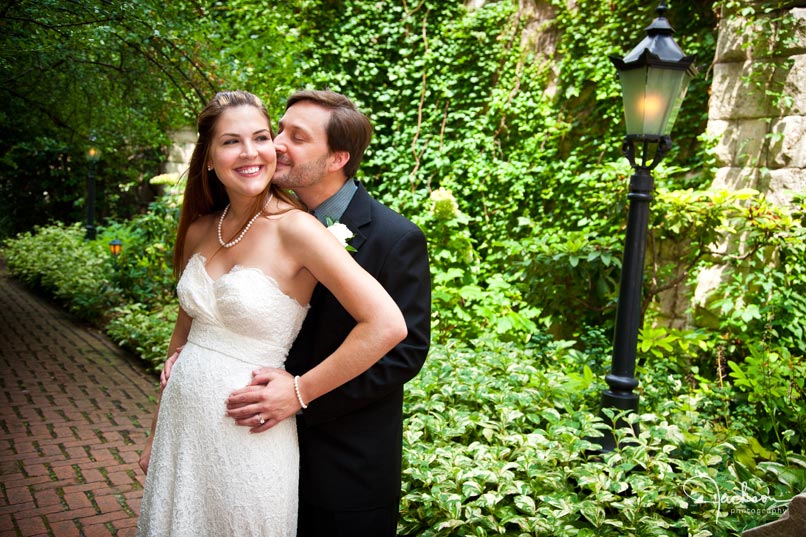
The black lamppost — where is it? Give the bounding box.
[598,0,697,452]
[85,146,100,240]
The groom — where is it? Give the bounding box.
[231,90,430,536]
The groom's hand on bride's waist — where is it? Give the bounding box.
[226,369,299,433]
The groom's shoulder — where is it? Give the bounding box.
[372,199,417,230]
[360,188,421,236]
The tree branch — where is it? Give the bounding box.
[409,7,431,190]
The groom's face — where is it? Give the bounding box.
[272,101,333,190]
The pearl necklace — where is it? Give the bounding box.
[217,193,273,248]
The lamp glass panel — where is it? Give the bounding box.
[646,67,691,135]
[618,68,649,135]
[618,66,692,136]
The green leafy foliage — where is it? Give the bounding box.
[106,301,177,367]
[689,193,806,451]
[106,191,182,307]
[727,344,805,451]
[3,188,181,368]
[3,223,122,320]
[419,187,540,343]
[399,339,799,536]
[0,0,216,234]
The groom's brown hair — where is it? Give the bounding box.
[285,90,373,179]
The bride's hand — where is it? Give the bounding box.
[139,438,153,474]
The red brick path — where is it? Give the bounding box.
[0,262,159,536]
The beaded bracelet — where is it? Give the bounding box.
[293,375,308,409]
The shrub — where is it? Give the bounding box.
[2,188,182,372]
[416,187,542,345]
[4,222,123,321]
[106,301,177,369]
[400,338,803,536]
[106,189,181,308]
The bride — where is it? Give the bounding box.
[136,90,406,536]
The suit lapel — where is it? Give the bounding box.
[338,181,372,252]
[308,182,372,306]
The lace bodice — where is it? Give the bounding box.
[177,253,309,367]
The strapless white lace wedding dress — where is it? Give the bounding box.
[138,253,309,537]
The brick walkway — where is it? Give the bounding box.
[0,261,159,536]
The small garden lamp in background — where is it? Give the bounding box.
[598,0,697,452]
[109,239,122,257]
[85,144,100,240]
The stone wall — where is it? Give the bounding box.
[161,127,196,177]
[707,3,806,206]
[660,3,806,327]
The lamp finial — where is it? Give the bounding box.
[657,0,668,19]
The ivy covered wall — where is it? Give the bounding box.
[691,2,806,324]
[708,2,805,205]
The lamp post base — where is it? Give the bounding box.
[595,389,640,453]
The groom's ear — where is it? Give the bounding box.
[328,150,350,173]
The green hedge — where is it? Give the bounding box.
[3,222,122,320]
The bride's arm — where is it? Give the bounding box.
[225,212,406,430]
[141,218,203,471]
[287,213,407,404]
[139,306,192,474]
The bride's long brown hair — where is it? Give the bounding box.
[172,90,303,279]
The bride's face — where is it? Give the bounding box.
[208,105,276,203]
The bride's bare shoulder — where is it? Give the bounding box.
[266,206,315,224]
[266,208,324,242]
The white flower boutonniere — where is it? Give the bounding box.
[326,218,357,252]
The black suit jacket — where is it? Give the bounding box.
[286,181,431,510]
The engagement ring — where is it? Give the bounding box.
[258,415,265,425]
